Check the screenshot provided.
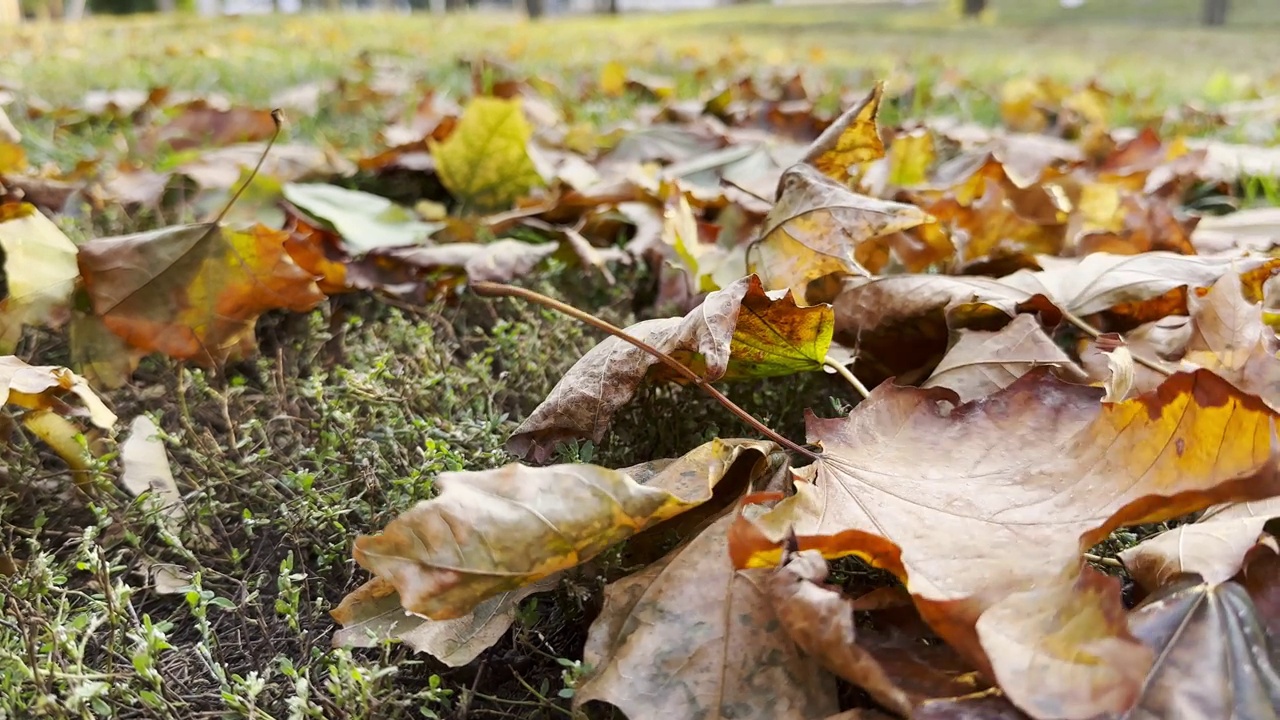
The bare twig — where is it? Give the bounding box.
[470,281,820,461]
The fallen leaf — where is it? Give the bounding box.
[1121,578,1280,719]
[749,164,938,301]
[1078,317,1190,396]
[350,438,776,619]
[1119,497,1280,591]
[282,183,441,254]
[332,575,559,666]
[77,223,326,366]
[0,105,18,144]
[120,415,186,526]
[385,237,559,284]
[730,368,1280,718]
[508,275,833,461]
[576,511,839,720]
[179,143,354,190]
[923,314,1084,403]
[0,203,79,352]
[0,355,117,430]
[802,83,884,186]
[1191,207,1280,255]
[145,101,276,153]
[429,96,543,211]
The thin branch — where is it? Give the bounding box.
[1058,309,1175,376]
[823,355,870,399]
[470,281,820,461]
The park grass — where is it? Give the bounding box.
[2,2,1280,718]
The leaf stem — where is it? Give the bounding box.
[470,281,820,461]
[206,109,285,226]
[823,355,870,399]
[1058,309,1175,377]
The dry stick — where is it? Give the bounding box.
[1058,308,1175,377]
[470,281,820,461]
[823,356,871,399]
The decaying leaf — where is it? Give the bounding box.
[349,439,776,620]
[923,314,1084,403]
[1122,578,1280,719]
[1180,269,1280,408]
[332,575,559,666]
[1120,497,1280,591]
[387,238,559,284]
[576,511,839,720]
[282,183,441,253]
[0,203,80,352]
[749,165,938,302]
[730,368,1280,718]
[77,223,326,366]
[429,96,543,211]
[508,275,833,461]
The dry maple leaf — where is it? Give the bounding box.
[923,314,1085,403]
[508,275,833,462]
[575,511,839,720]
[77,222,326,366]
[144,101,278,153]
[730,368,1280,718]
[1120,578,1280,719]
[350,439,776,620]
[748,164,939,302]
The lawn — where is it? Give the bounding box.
[2,1,1280,719]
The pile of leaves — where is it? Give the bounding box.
[5,52,1280,719]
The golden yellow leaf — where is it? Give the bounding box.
[428,96,543,212]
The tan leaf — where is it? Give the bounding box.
[120,415,186,526]
[331,575,559,666]
[749,164,939,302]
[351,439,776,620]
[576,511,838,720]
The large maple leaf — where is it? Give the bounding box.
[730,368,1280,718]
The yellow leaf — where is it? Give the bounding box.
[802,83,884,186]
[599,60,627,97]
[0,203,80,353]
[428,97,543,212]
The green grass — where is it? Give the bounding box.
[2,3,1279,718]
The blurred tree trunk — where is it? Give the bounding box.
[962,0,985,16]
[1202,0,1229,25]
[526,0,542,17]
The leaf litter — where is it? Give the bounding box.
[4,38,1280,720]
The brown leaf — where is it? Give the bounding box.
[576,511,838,720]
[731,369,1280,717]
[926,178,1065,265]
[144,101,277,153]
[1119,497,1280,591]
[1078,317,1190,396]
[750,164,940,302]
[387,238,560,284]
[769,549,985,717]
[508,275,833,462]
[923,314,1084,403]
[350,439,776,620]
[1121,578,1280,719]
[77,223,326,366]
